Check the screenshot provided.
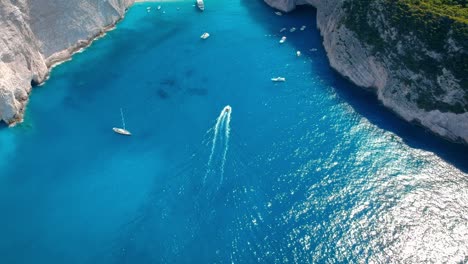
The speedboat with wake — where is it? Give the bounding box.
[196,0,204,11]
[223,105,232,113]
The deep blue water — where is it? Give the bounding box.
[0,0,467,263]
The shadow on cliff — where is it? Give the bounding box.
[241,0,468,172]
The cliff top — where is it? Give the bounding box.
[402,0,468,24]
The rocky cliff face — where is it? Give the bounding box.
[265,0,468,144]
[1,0,466,144]
[0,0,134,124]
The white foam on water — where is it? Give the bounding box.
[219,109,231,185]
[204,106,232,186]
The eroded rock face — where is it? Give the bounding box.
[1,0,466,144]
[264,0,468,144]
[0,0,48,124]
[0,0,134,125]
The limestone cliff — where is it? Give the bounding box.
[265,0,468,144]
[1,0,467,144]
[0,0,134,124]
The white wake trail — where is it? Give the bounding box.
[219,110,231,185]
[204,106,232,186]
[207,111,226,168]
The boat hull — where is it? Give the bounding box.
[113,127,132,136]
[196,0,204,11]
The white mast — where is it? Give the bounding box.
[120,108,126,130]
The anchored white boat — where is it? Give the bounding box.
[200,32,210,39]
[196,0,204,11]
[290,27,297,32]
[113,108,131,136]
[275,11,282,16]
[300,25,307,31]
[279,36,286,44]
[271,77,286,82]
[296,51,302,57]
[280,28,286,33]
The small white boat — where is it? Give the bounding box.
[280,28,286,33]
[223,105,231,113]
[157,5,161,10]
[300,25,306,31]
[310,48,318,52]
[296,51,302,57]
[271,77,286,82]
[113,108,131,136]
[196,0,205,11]
[279,36,286,44]
[200,32,210,39]
[275,11,282,16]
[290,27,297,32]
[113,127,131,136]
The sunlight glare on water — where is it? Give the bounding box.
[0,0,466,263]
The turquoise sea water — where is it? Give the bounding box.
[0,0,467,263]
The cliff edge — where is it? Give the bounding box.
[0,0,134,124]
[1,0,467,144]
[265,0,468,144]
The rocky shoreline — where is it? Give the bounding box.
[0,0,466,144]
[0,0,137,125]
[264,0,468,144]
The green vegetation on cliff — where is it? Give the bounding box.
[343,0,468,113]
[403,0,467,23]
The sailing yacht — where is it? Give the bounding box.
[113,108,132,136]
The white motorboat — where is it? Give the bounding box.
[271,77,286,82]
[200,32,210,39]
[275,11,282,16]
[296,51,302,57]
[300,25,307,31]
[280,28,286,33]
[279,36,286,44]
[113,108,131,136]
[290,27,297,32]
[196,0,204,11]
[157,5,161,10]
